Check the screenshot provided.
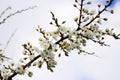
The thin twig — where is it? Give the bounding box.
[0,7,11,18]
[7,54,41,80]
[83,0,113,27]
[77,0,84,30]
[78,33,110,46]
[0,5,37,25]
[50,11,60,27]
[3,28,17,53]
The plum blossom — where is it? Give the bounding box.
[15,64,25,75]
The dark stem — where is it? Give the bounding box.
[77,0,113,31]
[77,0,84,30]
[83,0,113,27]
[7,55,41,80]
[55,35,69,44]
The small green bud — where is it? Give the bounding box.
[97,19,101,24]
[49,22,53,25]
[28,71,33,77]
[38,61,43,68]
[106,0,109,3]
[91,52,95,55]
[101,37,104,40]
[74,17,78,22]
[98,4,101,7]
[87,1,92,4]
[83,8,88,13]
[110,10,114,14]
[73,4,77,7]
[58,53,61,57]
[89,10,95,15]
[103,18,108,21]
[105,28,109,32]
[52,17,55,20]
[75,0,78,3]
[62,21,66,24]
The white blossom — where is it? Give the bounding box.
[33,46,41,54]
[84,30,95,39]
[51,30,60,40]
[41,50,55,61]
[1,67,11,79]
[59,26,71,35]
[28,54,35,60]
[16,64,25,75]
[47,60,57,67]
[39,38,50,49]
[83,8,89,14]
[89,10,96,15]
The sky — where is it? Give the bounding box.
[100,0,120,8]
[0,0,120,80]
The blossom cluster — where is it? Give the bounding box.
[0,0,120,80]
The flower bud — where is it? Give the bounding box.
[87,1,92,4]
[103,18,108,21]
[110,10,114,14]
[74,17,78,22]
[73,4,77,7]
[98,4,101,7]
[75,0,78,3]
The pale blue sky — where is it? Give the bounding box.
[101,0,120,8]
[0,0,120,80]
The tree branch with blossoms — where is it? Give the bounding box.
[0,5,37,80]
[0,5,37,61]
[1,0,120,80]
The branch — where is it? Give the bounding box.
[82,0,113,27]
[50,11,60,27]
[0,5,37,25]
[6,1,114,79]
[77,0,84,29]
[8,30,69,79]
[3,29,17,53]
[55,35,69,44]
[0,7,11,18]
[8,32,68,79]
[78,33,110,46]
[8,55,41,80]
[55,0,113,45]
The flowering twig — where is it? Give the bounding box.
[8,55,41,80]
[83,0,113,27]
[50,11,60,27]
[2,0,116,80]
[56,0,113,45]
